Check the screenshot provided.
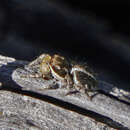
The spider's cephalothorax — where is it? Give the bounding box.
[48,54,70,80]
[70,65,98,99]
[48,54,73,88]
[26,54,73,87]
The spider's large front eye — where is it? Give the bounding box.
[40,62,50,74]
[40,55,52,75]
[42,55,52,64]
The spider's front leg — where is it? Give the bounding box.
[65,84,93,101]
[84,89,93,101]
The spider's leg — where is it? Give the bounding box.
[65,90,79,96]
[42,84,59,90]
[85,90,92,101]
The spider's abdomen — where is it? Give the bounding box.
[71,65,98,91]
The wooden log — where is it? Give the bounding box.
[0,90,116,130]
[0,55,130,130]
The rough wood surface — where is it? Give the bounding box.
[0,90,114,130]
[0,55,130,130]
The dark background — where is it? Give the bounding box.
[0,0,130,90]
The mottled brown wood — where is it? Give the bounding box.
[0,55,130,130]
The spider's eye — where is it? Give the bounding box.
[42,55,51,64]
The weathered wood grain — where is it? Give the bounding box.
[0,55,130,130]
[0,90,115,130]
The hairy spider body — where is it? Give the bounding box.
[24,54,98,100]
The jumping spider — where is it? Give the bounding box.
[24,54,98,100]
